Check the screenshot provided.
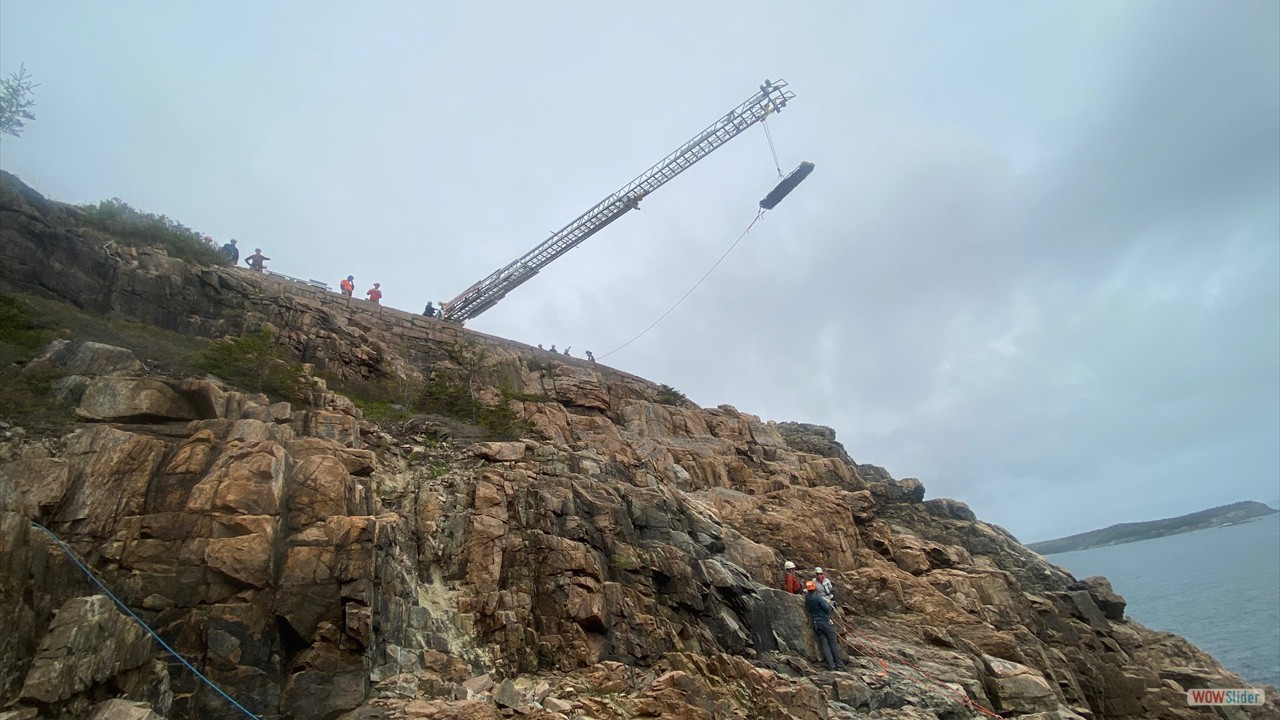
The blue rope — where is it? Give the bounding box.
[29,521,260,719]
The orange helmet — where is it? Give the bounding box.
[805,580,817,591]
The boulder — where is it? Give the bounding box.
[982,655,1059,714]
[1068,575,1126,621]
[923,497,977,522]
[76,377,198,421]
[462,673,494,696]
[20,595,154,703]
[470,441,526,462]
[26,340,144,377]
[774,421,851,461]
[871,476,926,504]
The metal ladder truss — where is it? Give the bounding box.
[441,79,795,323]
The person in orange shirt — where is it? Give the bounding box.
[366,283,383,304]
[784,560,803,594]
[339,275,354,297]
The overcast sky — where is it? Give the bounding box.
[2,2,1277,542]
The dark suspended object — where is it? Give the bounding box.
[759,161,816,210]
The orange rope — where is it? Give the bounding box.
[832,616,1004,720]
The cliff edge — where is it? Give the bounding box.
[1,171,1275,719]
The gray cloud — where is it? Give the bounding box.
[2,1,1276,541]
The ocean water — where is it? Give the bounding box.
[1049,512,1280,689]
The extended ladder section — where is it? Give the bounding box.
[440,79,796,323]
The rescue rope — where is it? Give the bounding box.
[29,521,261,719]
[832,616,1003,720]
[761,117,785,178]
[596,207,766,361]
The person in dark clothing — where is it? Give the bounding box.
[423,302,437,317]
[586,350,595,363]
[245,248,270,272]
[220,239,239,263]
[804,580,845,670]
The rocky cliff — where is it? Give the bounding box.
[1,171,1275,720]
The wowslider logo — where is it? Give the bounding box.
[1186,688,1265,706]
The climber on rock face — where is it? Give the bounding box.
[804,580,845,671]
[813,567,834,602]
[784,560,803,594]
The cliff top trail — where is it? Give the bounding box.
[1,170,1276,719]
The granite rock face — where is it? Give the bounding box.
[1,172,1277,719]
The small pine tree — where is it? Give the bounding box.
[195,330,304,401]
[654,384,687,406]
[0,65,38,138]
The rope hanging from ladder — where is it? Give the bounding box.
[762,115,785,178]
[597,208,766,360]
[596,157,816,361]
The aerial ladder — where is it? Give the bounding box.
[440,79,797,324]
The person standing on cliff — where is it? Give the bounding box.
[784,561,803,594]
[220,238,239,263]
[804,580,845,671]
[245,248,270,272]
[586,350,595,363]
[814,567,835,602]
[340,275,355,297]
[366,283,383,304]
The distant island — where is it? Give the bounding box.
[1028,501,1279,555]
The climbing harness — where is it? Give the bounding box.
[29,521,261,719]
[832,615,1003,720]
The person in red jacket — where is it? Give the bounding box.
[784,560,803,594]
[365,283,383,304]
[339,275,354,297]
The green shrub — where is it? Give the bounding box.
[0,296,68,418]
[350,399,410,423]
[78,198,227,266]
[323,371,528,440]
[0,295,52,366]
[195,330,305,401]
[476,402,525,441]
[0,367,65,418]
[654,384,687,406]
